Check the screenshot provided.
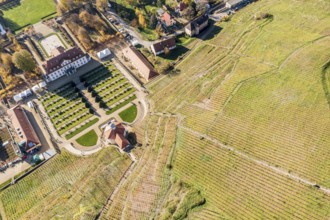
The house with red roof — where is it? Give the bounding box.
[7,105,41,153]
[161,12,174,27]
[103,120,130,151]
[123,46,158,81]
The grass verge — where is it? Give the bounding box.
[119,104,137,123]
[106,95,136,115]
[76,129,98,147]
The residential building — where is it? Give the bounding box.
[97,48,111,60]
[123,46,158,81]
[185,14,209,37]
[43,47,91,82]
[176,2,188,16]
[161,12,174,27]
[226,0,245,9]
[7,105,41,153]
[103,120,130,150]
[150,37,176,56]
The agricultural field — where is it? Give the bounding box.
[0,148,132,219]
[80,63,136,114]
[143,0,330,218]
[2,0,330,218]
[100,115,180,219]
[2,0,56,31]
[39,82,97,138]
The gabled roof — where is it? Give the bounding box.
[44,47,85,74]
[123,46,158,81]
[105,120,130,150]
[115,133,130,149]
[151,37,176,53]
[7,105,40,152]
[97,48,111,59]
[186,14,209,31]
[108,121,126,140]
[161,12,172,26]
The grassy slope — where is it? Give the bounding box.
[145,0,330,218]
[119,104,137,123]
[3,0,56,30]
[0,148,131,220]
[76,129,98,146]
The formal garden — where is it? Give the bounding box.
[39,82,98,139]
[80,63,136,115]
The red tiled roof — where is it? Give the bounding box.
[123,46,158,81]
[151,37,176,53]
[7,105,40,152]
[115,133,130,149]
[106,121,130,150]
[161,12,171,26]
[44,47,85,74]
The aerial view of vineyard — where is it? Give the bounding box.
[143,0,330,218]
[0,0,329,218]
[0,148,132,219]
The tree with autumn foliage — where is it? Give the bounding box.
[12,50,35,72]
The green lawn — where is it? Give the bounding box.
[119,104,137,123]
[76,129,98,147]
[3,0,56,31]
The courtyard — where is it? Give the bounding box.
[39,34,67,57]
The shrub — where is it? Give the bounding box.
[95,96,101,102]
[99,101,107,108]
[254,12,272,20]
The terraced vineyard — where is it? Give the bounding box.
[143,0,330,218]
[0,148,132,219]
[100,114,179,219]
[40,82,97,137]
[2,0,330,218]
[81,62,136,114]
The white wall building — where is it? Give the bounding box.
[43,47,91,82]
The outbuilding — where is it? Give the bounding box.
[225,0,245,9]
[97,48,111,60]
[150,37,176,56]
